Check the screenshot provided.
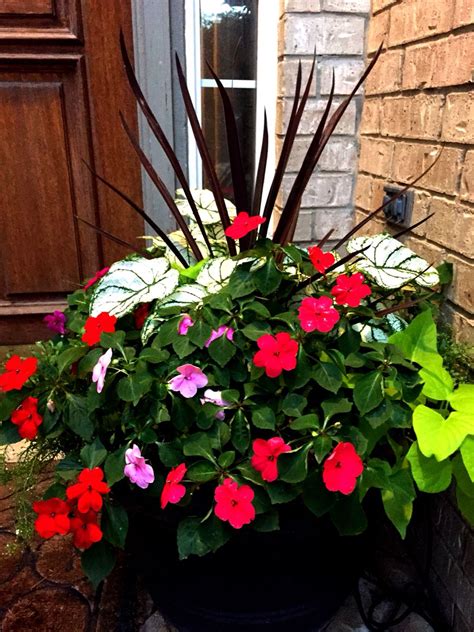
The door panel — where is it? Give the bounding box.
[0,0,143,344]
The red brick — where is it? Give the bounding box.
[460,150,474,203]
[367,9,389,54]
[360,98,381,134]
[372,0,397,13]
[354,173,384,211]
[392,142,463,195]
[441,92,474,144]
[403,35,474,90]
[381,95,443,140]
[366,49,403,95]
[389,0,453,47]
[427,197,474,258]
[446,255,474,313]
[358,137,394,176]
[453,0,474,28]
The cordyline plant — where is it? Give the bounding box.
[0,38,473,587]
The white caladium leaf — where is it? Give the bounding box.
[175,188,236,225]
[90,257,179,319]
[347,233,440,289]
[196,257,238,293]
[158,283,208,313]
[352,311,407,343]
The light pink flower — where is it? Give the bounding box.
[169,364,208,398]
[178,315,194,335]
[200,389,230,420]
[205,325,234,348]
[91,348,112,394]
[124,444,155,489]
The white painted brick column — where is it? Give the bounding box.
[276,0,370,244]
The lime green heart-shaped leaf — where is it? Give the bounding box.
[414,405,474,462]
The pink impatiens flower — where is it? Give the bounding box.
[331,273,371,308]
[251,437,291,482]
[169,364,208,398]
[178,315,194,335]
[161,463,187,509]
[205,325,234,348]
[214,478,255,529]
[200,389,230,420]
[253,332,299,378]
[92,348,113,394]
[124,444,155,489]
[43,310,67,335]
[298,296,340,333]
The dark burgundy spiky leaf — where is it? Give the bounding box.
[75,216,153,259]
[374,296,434,318]
[119,112,204,262]
[392,213,435,240]
[259,58,314,239]
[119,31,213,256]
[274,72,335,245]
[82,161,189,268]
[316,229,334,249]
[252,110,268,216]
[175,54,236,256]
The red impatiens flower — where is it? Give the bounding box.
[214,478,255,529]
[134,303,150,329]
[322,442,364,495]
[33,498,70,539]
[0,355,38,392]
[331,273,371,308]
[161,463,187,509]
[251,437,291,482]
[66,468,110,513]
[11,396,43,440]
[253,332,299,378]
[82,312,117,346]
[84,267,110,290]
[224,212,266,240]
[69,508,103,550]
[298,296,340,333]
[308,246,335,274]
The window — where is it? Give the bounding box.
[185,0,277,207]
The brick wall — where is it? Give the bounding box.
[356,0,474,343]
[277,0,371,244]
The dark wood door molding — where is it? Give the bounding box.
[0,0,143,344]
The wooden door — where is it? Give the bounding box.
[0,0,144,344]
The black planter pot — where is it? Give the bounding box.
[126,500,367,632]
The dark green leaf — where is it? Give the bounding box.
[43,482,66,500]
[100,330,126,350]
[251,406,276,430]
[281,393,307,417]
[312,435,333,463]
[267,481,300,504]
[313,362,342,394]
[243,301,271,318]
[321,398,352,421]
[253,510,279,532]
[117,373,152,403]
[158,440,183,467]
[338,326,360,355]
[0,393,24,422]
[218,450,235,468]
[278,445,310,483]
[241,321,271,341]
[231,410,250,453]
[177,515,230,559]
[0,421,21,445]
[65,395,93,441]
[290,413,319,430]
[183,433,215,461]
[104,447,127,485]
[81,437,107,468]
[81,541,116,588]
[302,472,336,517]
[139,348,170,363]
[381,468,415,538]
[172,335,196,358]
[253,258,281,295]
[208,335,236,367]
[364,399,393,429]
[187,461,218,482]
[78,348,104,376]
[227,267,256,298]
[188,320,213,348]
[58,346,87,374]
[354,371,384,415]
[331,493,368,536]
[102,502,129,549]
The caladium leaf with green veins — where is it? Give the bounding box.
[353,312,407,343]
[347,233,439,289]
[175,188,236,225]
[196,257,238,293]
[157,283,207,314]
[90,257,179,319]
[413,405,474,462]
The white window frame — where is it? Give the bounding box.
[184,0,278,202]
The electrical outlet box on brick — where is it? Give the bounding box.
[382,185,414,227]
